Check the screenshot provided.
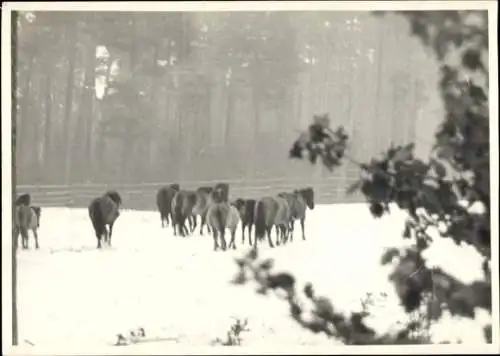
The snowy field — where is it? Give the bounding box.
[7,203,492,354]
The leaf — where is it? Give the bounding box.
[430,158,448,178]
[369,202,385,218]
[462,49,482,70]
[381,248,400,265]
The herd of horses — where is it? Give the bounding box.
[14,182,315,252]
[155,182,315,251]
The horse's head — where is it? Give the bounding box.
[211,187,226,204]
[15,193,31,206]
[105,190,123,207]
[232,198,246,214]
[171,183,180,191]
[298,187,315,210]
[214,183,230,202]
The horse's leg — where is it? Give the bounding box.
[96,231,103,249]
[241,222,247,245]
[266,227,274,248]
[274,225,281,246]
[300,218,306,240]
[190,215,196,234]
[220,228,227,251]
[200,213,206,235]
[248,223,253,246]
[20,227,29,249]
[212,228,219,251]
[228,226,237,250]
[33,228,40,249]
[166,210,171,227]
[108,222,115,247]
[289,220,295,242]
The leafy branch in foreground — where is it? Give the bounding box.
[233,10,491,344]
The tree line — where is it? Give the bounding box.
[14,11,432,188]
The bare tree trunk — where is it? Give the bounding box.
[11,11,19,344]
[42,70,53,182]
[18,56,34,183]
[63,24,78,184]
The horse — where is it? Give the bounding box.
[206,188,241,251]
[171,189,198,237]
[156,183,180,228]
[14,205,41,249]
[233,198,257,246]
[253,196,291,248]
[278,187,315,242]
[88,190,122,249]
[191,186,214,235]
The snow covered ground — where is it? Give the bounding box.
[6,203,493,354]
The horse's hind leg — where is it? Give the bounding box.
[220,228,227,251]
[229,228,237,250]
[20,227,29,249]
[108,222,115,247]
[248,224,253,246]
[33,229,40,249]
[266,228,274,248]
[274,226,281,246]
[200,213,205,235]
[241,223,246,245]
[212,229,219,251]
[300,218,306,240]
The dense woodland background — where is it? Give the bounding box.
[13,11,443,195]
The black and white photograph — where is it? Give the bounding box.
[2,1,498,354]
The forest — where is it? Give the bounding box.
[14,11,434,190]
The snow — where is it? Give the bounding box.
[6,203,493,353]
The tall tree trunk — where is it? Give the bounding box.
[74,46,96,182]
[18,56,34,183]
[63,24,78,184]
[11,12,19,345]
[42,70,53,183]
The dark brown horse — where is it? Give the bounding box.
[278,187,315,242]
[171,189,197,237]
[233,198,257,246]
[192,186,214,235]
[14,205,41,249]
[206,188,241,251]
[156,183,180,228]
[88,190,122,249]
[253,196,291,248]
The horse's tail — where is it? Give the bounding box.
[254,200,266,240]
[89,199,105,237]
[173,193,184,227]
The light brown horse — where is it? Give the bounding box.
[14,205,41,250]
[278,187,315,242]
[253,196,291,248]
[206,188,241,251]
[192,186,214,235]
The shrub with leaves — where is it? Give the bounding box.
[211,318,250,346]
[234,10,492,344]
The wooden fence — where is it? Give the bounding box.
[15,176,365,211]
